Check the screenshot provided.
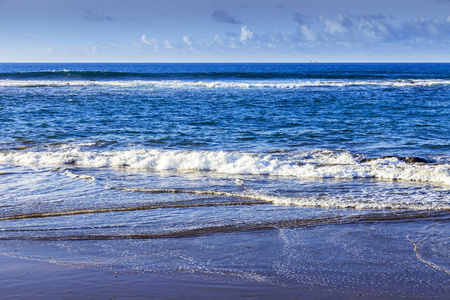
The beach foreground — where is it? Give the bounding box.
[1,220,449,299]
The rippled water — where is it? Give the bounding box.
[1,63,449,295]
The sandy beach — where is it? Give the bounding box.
[1,220,449,299]
[0,254,363,299]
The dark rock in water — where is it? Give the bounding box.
[267,149,287,154]
[360,156,432,164]
[403,156,432,164]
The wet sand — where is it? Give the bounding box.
[1,254,370,299]
[1,219,449,299]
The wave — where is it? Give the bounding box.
[0,199,266,221]
[2,148,450,186]
[1,79,450,89]
[112,187,450,211]
[1,210,448,241]
[0,70,401,81]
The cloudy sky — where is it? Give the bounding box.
[1,0,450,62]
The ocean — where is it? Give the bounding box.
[1,63,449,296]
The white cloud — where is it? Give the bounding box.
[130,14,450,59]
[311,13,450,45]
[298,25,317,41]
[163,40,173,49]
[400,16,450,40]
[213,35,225,46]
[141,34,159,50]
[240,25,254,42]
[182,36,193,46]
[141,34,149,44]
[319,14,352,35]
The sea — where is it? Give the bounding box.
[1,63,449,296]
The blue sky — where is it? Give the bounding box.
[1,0,450,62]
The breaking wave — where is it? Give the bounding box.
[1,79,450,89]
[0,69,431,81]
[112,187,450,211]
[1,148,450,186]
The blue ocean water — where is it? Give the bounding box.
[0,63,449,294]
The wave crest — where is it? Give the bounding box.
[1,148,450,186]
[1,79,450,89]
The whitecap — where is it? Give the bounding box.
[1,148,450,186]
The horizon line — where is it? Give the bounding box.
[1,61,449,64]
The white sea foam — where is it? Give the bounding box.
[114,186,450,211]
[241,189,450,211]
[1,149,450,186]
[1,79,450,89]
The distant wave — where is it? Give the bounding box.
[0,70,397,81]
[1,65,450,82]
[1,79,450,89]
[1,148,450,186]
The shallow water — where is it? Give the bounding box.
[1,63,449,295]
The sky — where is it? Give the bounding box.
[1,0,450,62]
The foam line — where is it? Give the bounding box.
[2,149,449,186]
[0,200,266,221]
[1,210,448,241]
[1,79,450,89]
[113,186,450,211]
